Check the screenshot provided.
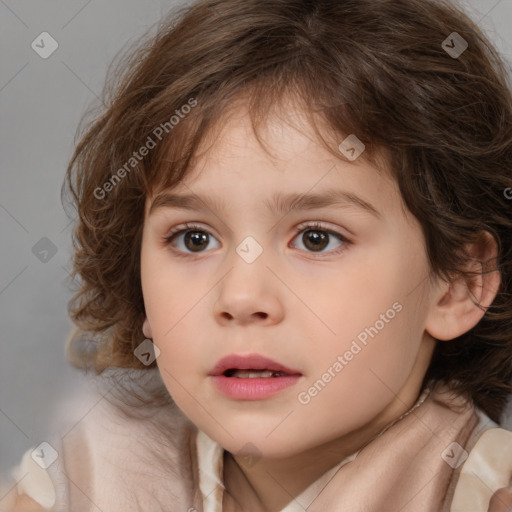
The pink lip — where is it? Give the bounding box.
[209,353,301,377]
[209,353,302,400]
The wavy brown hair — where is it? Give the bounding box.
[62,0,512,423]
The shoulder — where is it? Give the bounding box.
[1,370,198,511]
[450,410,512,512]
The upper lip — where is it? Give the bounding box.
[209,353,302,376]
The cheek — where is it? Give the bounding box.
[141,248,195,331]
[141,251,200,374]
[295,320,421,440]
[153,319,203,408]
[315,236,411,323]
[300,261,428,424]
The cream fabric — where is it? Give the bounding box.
[196,388,430,512]
[450,426,512,511]
[2,379,512,512]
[10,450,56,509]
[197,429,359,512]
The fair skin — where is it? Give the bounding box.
[140,102,500,512]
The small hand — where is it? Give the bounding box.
[488,486,512,512]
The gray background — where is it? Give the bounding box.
[1,0,512,476]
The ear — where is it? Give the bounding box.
[142,317,153,339]
[425,231,501,341]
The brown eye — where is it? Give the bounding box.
[183,230,210,252]
[291,223,348,255]
[164,224,220,254]
[302,230,329,252]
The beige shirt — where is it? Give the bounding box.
[2,372,512,511]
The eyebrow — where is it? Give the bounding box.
[149,189,381,219]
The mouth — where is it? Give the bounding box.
[209,354,302,400]
[209,353,302,377]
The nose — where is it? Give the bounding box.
[213,249,285,326]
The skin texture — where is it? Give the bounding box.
[8,496,45,512]
[140,103,500,512]
[489,488,512,512]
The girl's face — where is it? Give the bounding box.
[140,105,438,459]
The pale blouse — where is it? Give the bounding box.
[1,372,512,511]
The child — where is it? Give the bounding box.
[2,0,512,510]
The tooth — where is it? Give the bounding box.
[231,370,276,378]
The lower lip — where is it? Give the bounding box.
[210,375,301,400]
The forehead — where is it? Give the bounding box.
[146,100,409,224]
[149,91,376,190]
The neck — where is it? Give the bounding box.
[222,385,429,512]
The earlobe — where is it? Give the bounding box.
[425,232,501,342]
[142,318,153,339]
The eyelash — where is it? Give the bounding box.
[162,221,351,258]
